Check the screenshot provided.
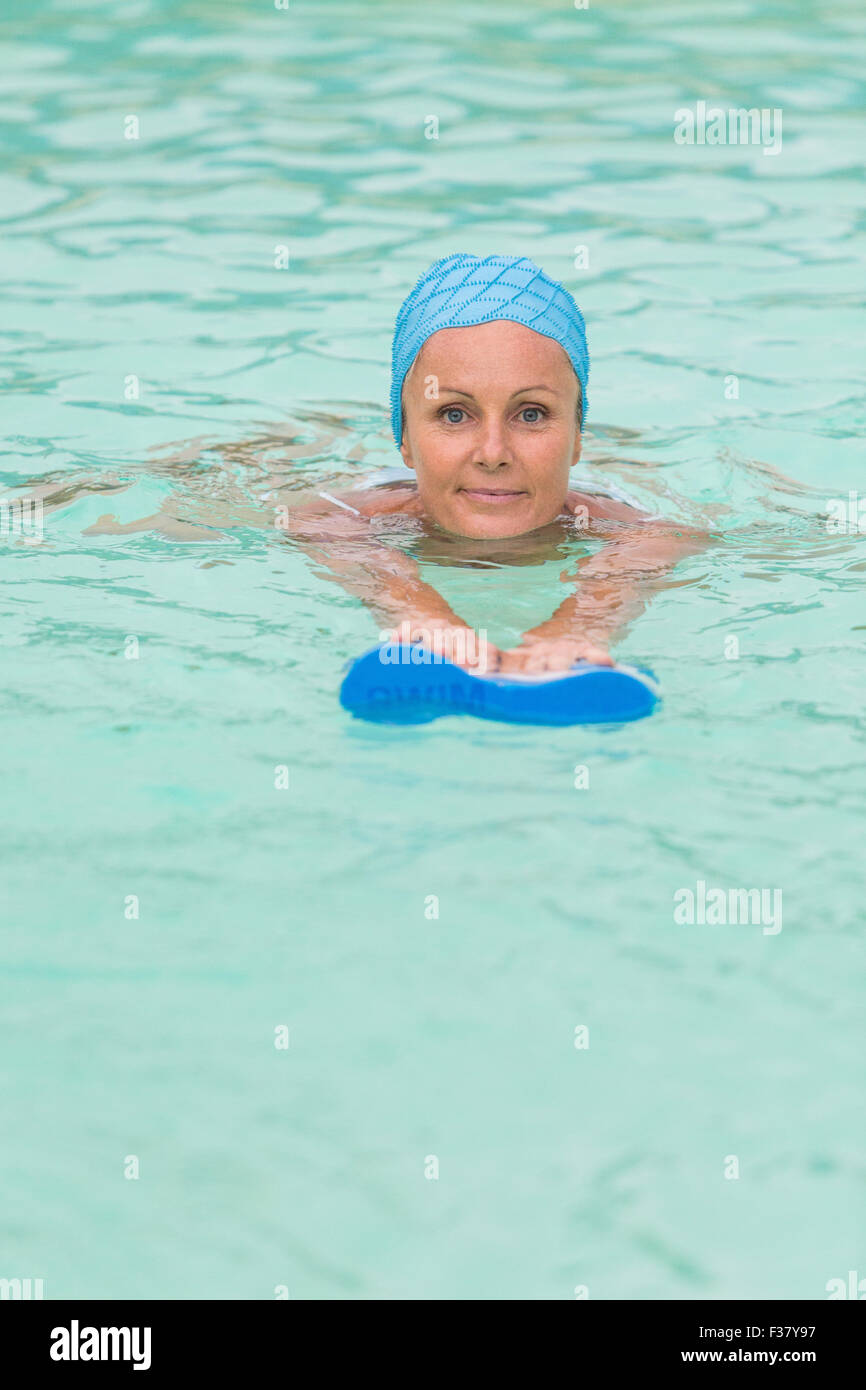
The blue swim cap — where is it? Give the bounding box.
[390,253,590,446]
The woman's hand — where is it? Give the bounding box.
[497,635,613,674]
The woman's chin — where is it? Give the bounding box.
[437,498,557,540]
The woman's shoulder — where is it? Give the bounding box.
[565,488,653,524]
[349,481,423,518]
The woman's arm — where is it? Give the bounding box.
[287,495,498,669]
[288,488,707,676]
[500,511,710,672]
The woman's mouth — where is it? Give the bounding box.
[459,488,528,505]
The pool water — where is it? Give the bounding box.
[1,0,864,1299]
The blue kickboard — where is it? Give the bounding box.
[340,644,660,726]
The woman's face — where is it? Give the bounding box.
[399,319,582,539]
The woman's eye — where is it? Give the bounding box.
[437,404,546,425]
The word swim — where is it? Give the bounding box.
[673,880,783,935]
[50,1321,152,1372]
[368,682,485,708]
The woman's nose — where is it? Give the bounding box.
[472,417,511,468]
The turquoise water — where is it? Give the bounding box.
[2,0,865,1300]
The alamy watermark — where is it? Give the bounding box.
[378,621,490,673]
[50,1321,151,1371]
[826,1270,866,1299]
[0,1276,45,1299]
[674,880,783,935]
[674,101,782,157]
[1,497,44,541]
[826,491,866,535]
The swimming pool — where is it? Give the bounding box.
[2,0,864,1299]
